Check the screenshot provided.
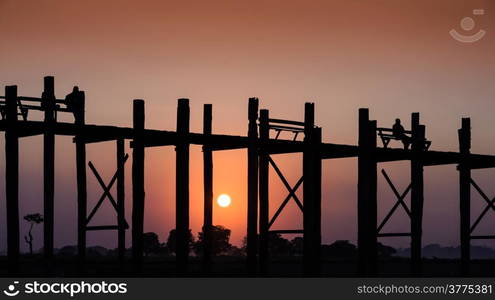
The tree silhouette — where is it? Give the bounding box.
[166,229,194,254]
[143,232,160,256]
[194,225,232,256]
[268,232,291,256]
[321,240,357,259]
[23,213,44,255]
[377,242,396,258]
[290,237,304,256]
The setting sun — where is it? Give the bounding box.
[217,194,232,208]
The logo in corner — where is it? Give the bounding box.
[450,9,486,43]
[3,281,20,297]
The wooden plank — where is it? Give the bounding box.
[377,232,411,237]
[268,118,305,127]
[269,229,304,234]
[86,225,119,231]
[470,235,495,240]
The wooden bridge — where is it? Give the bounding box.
[1,76,494,276]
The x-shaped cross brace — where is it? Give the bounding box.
[267,156,304,229]
[377,169,412,233]
[470,178,495,233]
[86,153,129,228]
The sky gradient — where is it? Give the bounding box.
[0,0,495,253]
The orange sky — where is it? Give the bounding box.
[0,0,495,252]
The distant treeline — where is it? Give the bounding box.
[9,225,495,260]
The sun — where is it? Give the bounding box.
[217,194,232,208]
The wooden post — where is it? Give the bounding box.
[357,108,377,276]
[132,99,145,269]
[357,108,369,276]
[303,103,322,276]
[303,103,314,276]
[117,138,126,264]
[367,119,377,275]
[5,85,19,274]
[202,104,213,273]
[176,98,190,274]
[74,89,87,266]
[43,76,55,261]
[459,118,471,276]
[410,113,424,275]
[259,109,270,274]
[303,123,322,276]
[247,97,259,274]
[314,127,322,275]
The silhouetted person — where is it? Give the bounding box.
[65,86,86,122]
[65,86,79,113]
[392,118,411,149]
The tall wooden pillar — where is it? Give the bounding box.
[202,104,213,272]
[258,109,270,274]
[357,108,377,276]
[74,89,87,266]
[410,113,425,275]
[303,103,314,276]
[367,120,377,275]
[116,138,126,263]
[303,103,322,276]
[5,85,19,274]
[132,99,145,269]
[43,76,55,261]
[246,97,259,274]
[176,98,190,274]
[459,118,471,276]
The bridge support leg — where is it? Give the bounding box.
[75,90,87,269]
[259,109,270,274]
[247,97,259,275]
[202,104,213,273]
[117,138,126,264]
[5,85,19,274]
[132,99,145,271]
[303,103,322,276]
[357,108,377,276]
[43,76,55,263]
[176,98,190,275]
[411,113,425,275]
[459,118,471,276]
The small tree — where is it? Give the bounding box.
[166,229,194,254]
[194,225,232,256]
[268,232,291,256]
[321,240,357,259]
[290,237,303,256]
[377,242,396,258]
[143,232,160,256]
[23,213,44,255]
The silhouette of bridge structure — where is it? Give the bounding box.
[1,77,495,276]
